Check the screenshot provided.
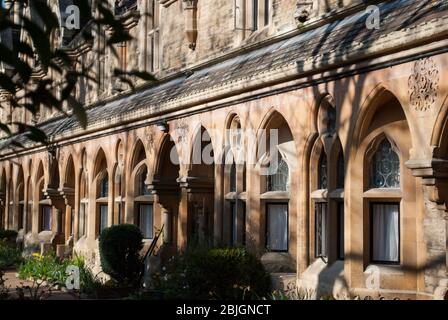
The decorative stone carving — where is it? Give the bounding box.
[408,57,439,111]
[175,118,189,145]
[145,126,156,153]
[294,1,316,24]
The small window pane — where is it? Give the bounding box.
[371,140,400,188]
[315,202,328,258]
[372,203,399,263]
[267,153,289,192]
[41,205,52,231]
[139,169,150,196]
[266,203,288,251]
[100,177,109,197]
[318,152,328,190]
[99,205,108,233]
[139,204,153,239]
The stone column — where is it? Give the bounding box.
[162,207,172,244]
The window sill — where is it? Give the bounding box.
[363,188,402,199]
[225,192,247,201]
[39,199,51,205]
[365,264,404,276]
[311,189,328,200]
[260,191,290,200]
[135,195,154,202]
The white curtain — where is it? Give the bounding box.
[267,204,288,251]
[139,204,153,239]
[372,204,399,262]
[100,205,108,232]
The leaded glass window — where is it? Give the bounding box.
[318,152,327,190]
[371,140,400,188]
[138,168,150,196]
[100,176,108,197]
[315,202,328,258]
[267,153,289,192]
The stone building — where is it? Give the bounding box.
[0,0,448,299]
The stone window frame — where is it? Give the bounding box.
[95,170,109,237]
[363,134,403,266]
[224,114,247,247]
[133,164,155,240]
[310,137,345,264]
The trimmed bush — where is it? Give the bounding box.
[153,247,272,300]
[99,224,143,286]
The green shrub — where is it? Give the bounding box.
[0,230,18,243]
[99,224,143,286]
[0,239,23,270]
[71,254,104,295]
[153,247,272,300]
[18,252,70,286]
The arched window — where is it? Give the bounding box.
[135,166,153,239]
[369,138,401,264]
[267,152,289,192]
[79,171,88,238]
[225,115,246,247]
[97,173,109,234]
[371,139,400,188]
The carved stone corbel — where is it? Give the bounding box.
[183,0,198,50]
[294,0,316,24]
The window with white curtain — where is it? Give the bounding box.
[371,203,400,263]
[315,202,328,258]
[99,204,108,233]
[266,203,288,252]
[139,204,153,239]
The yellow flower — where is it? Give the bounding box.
[32,253,41,258]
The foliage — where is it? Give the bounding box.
[17,251,71,286]
[99,224,144,287]
[0,0,156,147]
[152,247,272,300]
[0,239,23,270]
[0,230,18,242]
[70,254,104,295]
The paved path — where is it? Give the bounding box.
[2,269,79,300]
